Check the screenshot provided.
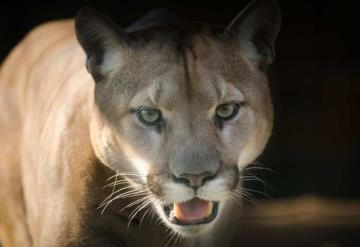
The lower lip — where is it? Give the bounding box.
[163,201,220,226]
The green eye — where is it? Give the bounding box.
[216,102,241,120]
[137,108,162,126]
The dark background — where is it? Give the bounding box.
[1,0,359,200]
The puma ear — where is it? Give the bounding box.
[225,0,281,70]
[75,7,132,82]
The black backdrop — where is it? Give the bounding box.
[1,0,359,200]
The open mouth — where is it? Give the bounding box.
[163,198,219,226]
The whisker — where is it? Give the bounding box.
[106,190,148,205]
[106,172,145,181]
[100,184,146,203]
[232,189,260,207]
[118,195,152,213]
[99,190,148,214]
[165,230,178,247]
[240,174,275,192]
[139,205,152,228]
[173,232,182,247]
[139,198,159,228]
[242,187,271,198]
[111,170,119,193]
[229,193,242,204]
[242,166,273,173]
[128,198,151,220]
[100,170,119,207]
[149,206,157,224]
[98,184,146,208]
[241,191,261,207]
[103,179,134,189]
[128,199,153,228]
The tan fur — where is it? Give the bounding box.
[0,21,95,246]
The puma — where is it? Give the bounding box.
[0,0,281,246]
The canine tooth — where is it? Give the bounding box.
[207,201,213,216]
[174,203,182,219]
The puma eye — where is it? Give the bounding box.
[215,102,241,121]
[136,107,162,126]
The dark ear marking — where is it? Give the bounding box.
[225,0,281,70]
[75,7,133,82]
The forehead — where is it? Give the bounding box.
[115,30,256,110]
[129,56,247,112]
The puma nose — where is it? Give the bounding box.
[172,172,216,188]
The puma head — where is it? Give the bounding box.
[75,0,280,237]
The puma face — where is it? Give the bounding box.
[76,0,280,237]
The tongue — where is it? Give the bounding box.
[174,198,213,223]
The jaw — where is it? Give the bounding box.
[144,169,241,237]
